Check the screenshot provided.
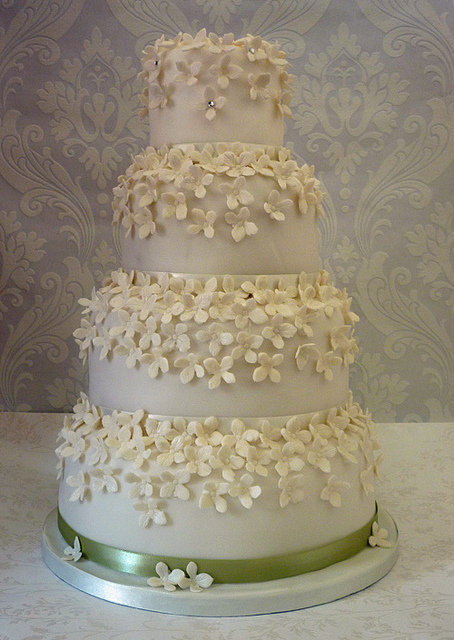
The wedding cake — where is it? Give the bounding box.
[49,31,395,610]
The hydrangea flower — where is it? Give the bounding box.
[219,176,254,209]
[295,343,320,371]
[368,521,392,548]
[66,471,89,502]
[248,73,271,100]
[181,28,208,51]
[174,60,202,85]
[209,53,242,88]
[147,562,185,591]
[231,331,263,363]
[174,353,205,384]
[261,313,297,348]
[161,322,190,353]
[161,191,187,220]
[178,562,214,592]
[89,466,119,493]
[134,498,167,527]
[124,472,155,499]
[62,536,82,562]
[187,208,217,238]
[196,323,234,357]
[270,442,305,477]
[278,474,305,508]
[253,352,284,383]
[228,473,262,509]
[148,82,169,109]
[209,444,244,482]
[197,86,227,121]
[203,356,235,389]
[199,480,230,513]
[306,439,336,473]
[184,444,212,477]
[320,475,350,507]
[360,466,375,495]
[264,189,293,221]
[180,164,214,197]
[316,351,343,381]
[160,469,191,500]
[225,207,258,242]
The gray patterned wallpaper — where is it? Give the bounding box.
[0,0,453,421]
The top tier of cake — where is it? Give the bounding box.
[142,30,293,147]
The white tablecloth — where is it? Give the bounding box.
[1,414,453,639]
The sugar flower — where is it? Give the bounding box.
[161,322,190,353]
[219,176,254,210]
[148,82,169,109]
[368,521,392,548]
[89,466,119,493]
[203,356,235,389]
[62,536,82,562]
[134,498,167,527]
[199,480,230,513]
[197,85,227,121]
[253,352,284,383]
[209,444,244,482]
[316,351,343,381]
[174,353,205,384]
[320,475,350,507]
[147,562,185,591]
[160,469,191,500]
[66,471,89,502]
[225,207,258,242]
[187,207,217,238]
[174,60,202,85]
[196,322,234,357]
[278,474,305,508]
[264,189,293,221]
[228,473,261,509]
[178,562,214,592]
[231,330,263,363]
[209,53,242,88]
[161,191,188,220]
[261,313,297,349]
[248,73,271,100]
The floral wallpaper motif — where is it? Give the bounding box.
[0,0,453,421]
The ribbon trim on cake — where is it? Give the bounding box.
[57,506,377,583]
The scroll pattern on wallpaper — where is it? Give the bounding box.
[0,0,453,420]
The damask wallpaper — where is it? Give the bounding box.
[0,0,453,421]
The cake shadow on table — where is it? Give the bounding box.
[42,29,398,616]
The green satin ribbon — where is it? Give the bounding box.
[58,506,377,584]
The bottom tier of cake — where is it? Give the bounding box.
[56,392,384,587]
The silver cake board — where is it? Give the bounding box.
[42,507,398,616]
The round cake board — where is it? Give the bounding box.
[42,507,398,616]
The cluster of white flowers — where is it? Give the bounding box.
[74,269,359,387]
[140,29,293,117]
[57,393,381,525]
[112,143,324,242]
[147,561,213,592]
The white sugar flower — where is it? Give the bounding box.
[161,191,188,220]
[156,436,186,467]
[231,299,268,330]
[271,442,305,477]
[134,498,167,527]
[196,322,234,357]
[320,475,350,508]
[337,430,359,464]
[368,521,392,548]
[306,438,336,473]
[187,208,217,238]
[207,32,236,53]
[203,356,235,389]
[253,352,284,383]
[360,466,375,496]
[181,28,207,51]
[278,474,305,508]
[295,343,321,371]
[73,318,97,356]
[147,562,185,591]
[231,330,263,363]
[245,446,271,476]
[62,536,82,562]
[316,351,343,381]
[160,469,191,500]
[184,444,212,477]
[161,322,190,353]
[178,562,214,592]
[174,60,202,85]
[114,336,143,369]
[58,430,86,462]
[209,53,242,88]
[148,81,169,109]
[141,45,160,83]
[89,466,119,493]
[222,418,260,456]
[275,90,292,117]
[270,159,299,190]
[220,149,255,177]
[264,189,293,221]
[85,436,108,466]
[225,206,258,242]
[188,416,223,447]
[219,176,254,210]
[281,415,312,453]
[66,472,89,502]
[199,480,230,513]
[294,305,317,337]
[197,85,227,121]
[174,353,205,384]
[248,72,271,100]
[228,473,261,509]
[92,326,115,360]
[180,164,214,198]
[261,313,297,349]
[209,444,244,482]
[124,472,155,499]
[244,35,267,62]
[141,347,169,378]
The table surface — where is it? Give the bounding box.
[1,413,453,640]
